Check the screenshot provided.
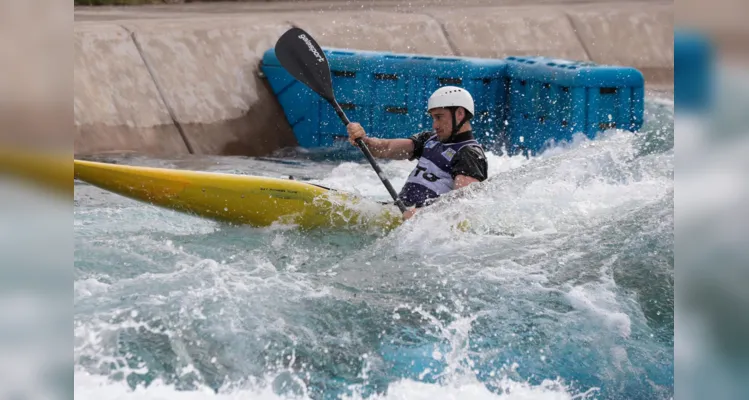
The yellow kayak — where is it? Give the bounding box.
[74,159,404,233]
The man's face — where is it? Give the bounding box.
[429,108,463,141]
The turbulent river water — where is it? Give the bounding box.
[74,96,674,400]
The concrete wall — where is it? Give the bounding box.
[73,0,674,157]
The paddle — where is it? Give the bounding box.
[274,27,408,214]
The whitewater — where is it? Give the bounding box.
[74,97,674,400]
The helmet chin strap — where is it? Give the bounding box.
[446,107,470,141]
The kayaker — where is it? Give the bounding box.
[346,86,488,220]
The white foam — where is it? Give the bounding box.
[73,368,594,400]
[343,377,592,400]
[450,131,666,235]
[310,149,527,203]
[310,159,414,201]
[74,277,111,299]
[74,369,279,400]
[307,129,672,249]
[74,203,220,237]
[564,260,633,340]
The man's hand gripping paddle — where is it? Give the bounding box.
[273,27,408,214]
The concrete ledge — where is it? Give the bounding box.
[74,22,189,155]
[118,16,299,156]
[115,10,454,156]
[288,10,453,54]
[567,5,674,85]
[431,6,589,61]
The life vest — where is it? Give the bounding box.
[398,133,481,208]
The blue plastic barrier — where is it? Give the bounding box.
[261,49,645,156]
[261,48,508,148]
[674,30,713,112]
[504,56,644,155]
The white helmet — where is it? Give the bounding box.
[427,86,474,117]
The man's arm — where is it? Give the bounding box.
[347,123,433,160]
[454,174,480,189]
[359,137,414,160]
[451,146,488,189]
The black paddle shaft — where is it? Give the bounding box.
[274,27,408,214]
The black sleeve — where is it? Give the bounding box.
[408,131,433,160]
[451,146,488,181]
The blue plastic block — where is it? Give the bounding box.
[504,56,645,155]
[261,48,508,149]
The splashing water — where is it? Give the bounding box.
[74,97,673,399]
